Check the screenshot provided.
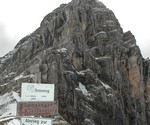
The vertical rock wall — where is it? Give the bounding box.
[0,0,149,125]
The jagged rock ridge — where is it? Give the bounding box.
[0,0,150,125]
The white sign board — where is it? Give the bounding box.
[21,83,54,101]
[21,117,52,125]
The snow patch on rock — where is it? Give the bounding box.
[100,80,111,89]
[78,82,90,96]
[0,49,17,64]
[77,71,85,76]
[14,74,35,81]
[5,119,20,125]
[0,91,21,122]
[57,48,67,53]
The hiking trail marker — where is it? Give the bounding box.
[21,83,54,101]
[18,83,57,125]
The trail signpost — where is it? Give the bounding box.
[18,83,57,125]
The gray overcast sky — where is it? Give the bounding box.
[0,0,149,58]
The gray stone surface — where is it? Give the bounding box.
[0,0,149,124]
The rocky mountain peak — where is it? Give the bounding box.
[72,0,105,6]
[0,0,150,125]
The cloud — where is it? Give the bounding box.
[138,39,150,58]
[0,0,149,58]
[0,0,71,57]
[0,23,15,57]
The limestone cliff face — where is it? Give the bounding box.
[0,0,149,124]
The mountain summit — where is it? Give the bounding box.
[0,0,150,125]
